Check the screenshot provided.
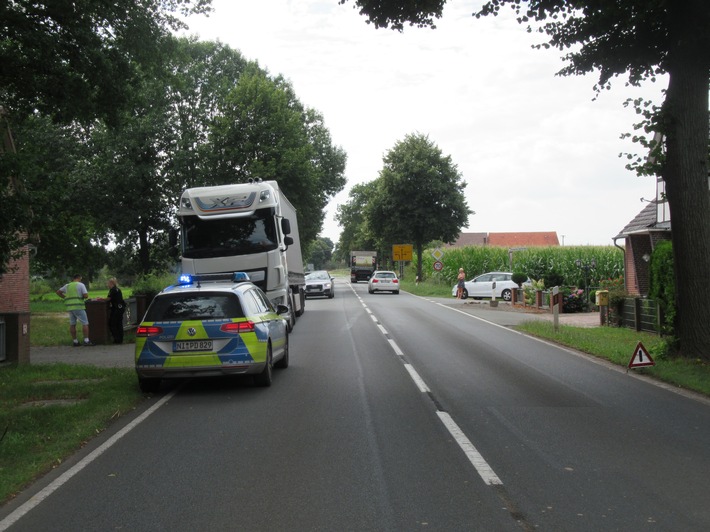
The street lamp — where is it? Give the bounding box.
[575,258,596,304]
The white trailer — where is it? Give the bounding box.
[176,180,305,329]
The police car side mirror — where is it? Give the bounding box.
[276,304,289,315]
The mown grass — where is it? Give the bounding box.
[516,320,710,396]
[0,364,143,504]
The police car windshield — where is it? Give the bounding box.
[181,208,278,258]
[145,293,244,321]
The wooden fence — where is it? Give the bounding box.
[619,297,660,334]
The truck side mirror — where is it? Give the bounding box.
[281,218,291,235]
[168,228,178,247]
[284,236,294,247]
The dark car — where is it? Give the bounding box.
[135,275,289,392]
[304,270,335,299]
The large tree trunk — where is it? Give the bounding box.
[663,0,710,359]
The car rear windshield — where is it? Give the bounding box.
[145,292,244,321]
[377,272,396,279]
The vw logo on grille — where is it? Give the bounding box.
[187,327,197,336]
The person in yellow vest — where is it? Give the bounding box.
[56,274,93,346]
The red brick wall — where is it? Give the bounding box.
[0,244,30,313]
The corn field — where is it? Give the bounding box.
[419,246,624,289]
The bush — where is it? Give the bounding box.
[511,272,528,287]
[649,241,676,336]
[599,277,626,326]
[543,270,565,288]
[131,271,177,304]
[524,279,545,305]
[563,287,587,313]
[30,278,55,298]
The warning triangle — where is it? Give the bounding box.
[628,341,655,368]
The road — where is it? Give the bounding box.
[3,279,710,531]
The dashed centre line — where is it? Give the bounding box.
[350,284,503,487]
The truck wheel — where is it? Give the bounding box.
[296,289,305,316]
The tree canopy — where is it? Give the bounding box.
[2,24,346,278]
[0,0,212,275]
[343,133,472,279]
[341,0,710,359]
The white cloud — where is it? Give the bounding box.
[179,0,666,246]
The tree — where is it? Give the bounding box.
[210,68,346,250]
[341,0,710,360]
[367,133,472,281]
[0,0,212,125]
[307,237,335,270]
[164,37,250,191]
[335,181,380,262]
[87,69,178,275]
[0,0,213,274]
[5,115,108,279]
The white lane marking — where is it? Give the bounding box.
[388,339,404,357]
[437,411,503,486]
[0,390,178,532]
[352,284,504,487]
[377,324,388,336]
[404,364,430,392]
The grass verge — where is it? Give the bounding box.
[516,320,710,396]
[0,364,144,504]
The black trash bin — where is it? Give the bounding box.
[86,299,111,345]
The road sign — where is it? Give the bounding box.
[393,244,413,262]
[432,248,444,261]
[628,341,655,368]
[433,260,443,271]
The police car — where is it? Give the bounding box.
[135,273,289,392]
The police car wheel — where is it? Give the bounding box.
[138,377,160,393]
[254,344,273,387]
[274,334,289,369]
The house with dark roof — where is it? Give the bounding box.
[613,165,671,296]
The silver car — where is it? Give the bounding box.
[451,271,528,301]
[305,270,335,299]
[368,270,400,294]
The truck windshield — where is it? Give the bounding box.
[181,208,278,259]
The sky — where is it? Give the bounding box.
[178,0,667,246]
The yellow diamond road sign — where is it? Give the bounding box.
[432,248,444,261]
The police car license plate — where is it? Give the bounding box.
[174,340,213,352]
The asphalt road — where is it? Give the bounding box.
[3,281,709,531]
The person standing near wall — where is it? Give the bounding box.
[56,274,92,346]
[106,277,126,344]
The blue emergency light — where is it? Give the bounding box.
[178,273,193,285]
[232,272,250,282]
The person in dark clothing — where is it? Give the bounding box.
[106,277,126,344]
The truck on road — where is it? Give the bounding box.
[350,251,377,283]
[176,179,305,329]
